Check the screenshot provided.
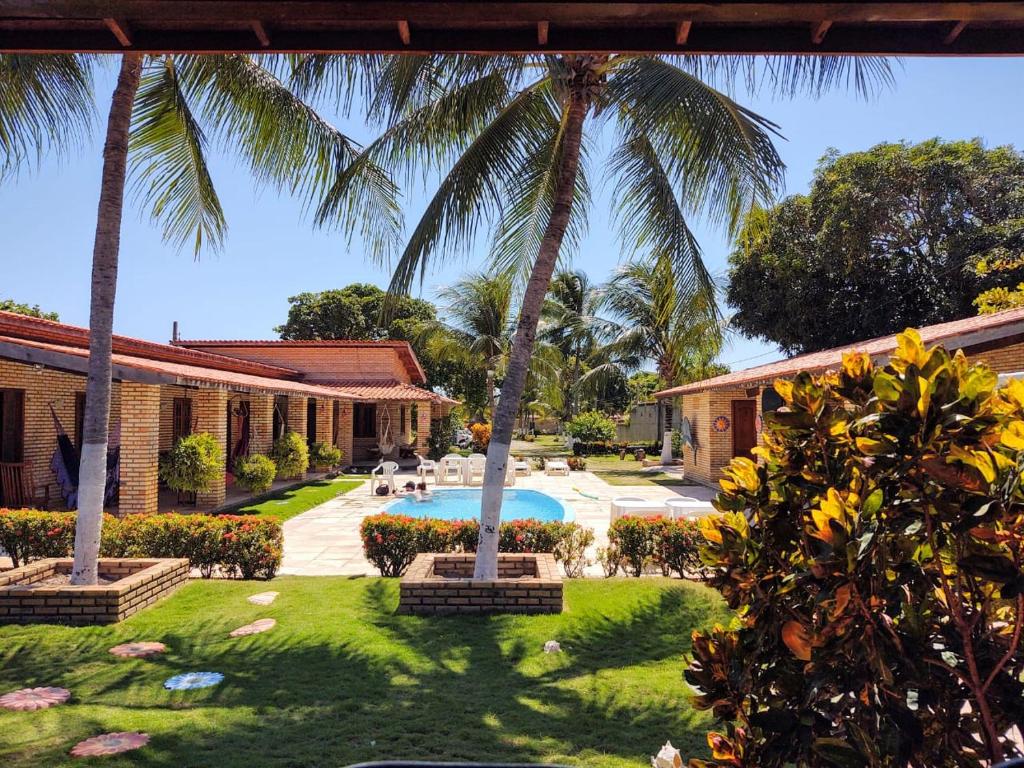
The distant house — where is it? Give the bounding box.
[654,307,1024,487]
[0,311,456,513]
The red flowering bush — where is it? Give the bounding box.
[607,516,705,578]
[655,518,707,579]
[0,508,281,579]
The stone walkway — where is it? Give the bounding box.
[279,469,716,576]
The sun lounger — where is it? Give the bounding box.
[611,496,668,520]
[544,458,570,476]
[665,497,716,519]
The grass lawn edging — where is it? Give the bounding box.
[218,475,362,522]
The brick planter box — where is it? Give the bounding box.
[0,558,190,625]
[399,553,563,615]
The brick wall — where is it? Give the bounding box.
[118,382,161,515]
[314,398,332,445]
[286,396,307,439]
[191,345,414,383]
[193,388,228,509]
[416,402,431,454]
[679,388,760,486]
[0,359,119,508]
[157,384,192,451]
[249,393,275,454]
[966,340,1024,374]
[336,400,353,464]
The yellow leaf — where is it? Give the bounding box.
[699,515,723,544]
[855,437,886,455]
[916,375,932,416]
[774,379,794,403]
[1002,421,1024,451]
[782,620,813,661]
[895,328,928,369]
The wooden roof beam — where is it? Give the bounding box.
[397,19,411,45]
[537,20,549,46]
[102,17,132,47]
[675,20,692,45]
[250,20,270,47]
[811,19,833,44]
[945,19,969,44]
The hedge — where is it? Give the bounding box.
[359,513,591,577]
[606,516,705,578]
[0,508,282,579]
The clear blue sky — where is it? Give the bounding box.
[1,56,1022,372]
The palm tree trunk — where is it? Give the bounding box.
[474,83,589,580]
[70,53,143,586]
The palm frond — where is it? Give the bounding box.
[0,54,93,179]
[129,56,226,256]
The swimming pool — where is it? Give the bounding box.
[386,489,570,522]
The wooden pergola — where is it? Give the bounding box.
[2,1,1024,55]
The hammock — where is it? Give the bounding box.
[49,405,121,510]
[377,407,395,457]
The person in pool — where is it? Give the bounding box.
[415,482,432,501]
[398,481,416,496]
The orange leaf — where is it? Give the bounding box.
[782,621,813,661]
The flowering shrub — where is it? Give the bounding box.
[687,332,1024,767]
[656,518,706,578]
[359,513,592,576]
[233,454,277,495]
[606,516,705,578]
[470,422,491,452]
[607,516,660,576]
[271,430,309,479]
[0,509,282,579]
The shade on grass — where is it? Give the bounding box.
[0,577,728,767]
[222,476,362,522]
[585,457,698,488]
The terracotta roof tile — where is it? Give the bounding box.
[655,307,1024,398]
[320,380,458,404]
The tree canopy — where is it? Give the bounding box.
[275,283,434,341]
[727,139,1024,356]
[0,298,58,320]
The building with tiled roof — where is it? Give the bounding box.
[0,311,457,514]
[653,307,1024,486]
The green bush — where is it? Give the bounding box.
[359,513,592,576]
[687,331,1024,767]
[607,516,660,576]
[656,518,705,578]
[0,508,282,579]
[309,441,343,469]
[427,412,460,460]
[233,454,277,495]
[271,430,309,479]
[159,432,223,494]
[566,410,616,444]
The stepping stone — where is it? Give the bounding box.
[229,618,276,637]
[0,687,71,712]
[247,591,279,606]
[70,732,150,757]
[164,672,224,691]
[109,642,166,659]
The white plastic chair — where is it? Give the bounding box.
[370,460,399,495]
[513,457,532,476]
[544,458,570,476]
[437,454,464,485]
[467,454,486,485]
[415,453,436,483]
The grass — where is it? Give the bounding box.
[584,457,699,488]
[221,476,362,523]
[0,577,728,768]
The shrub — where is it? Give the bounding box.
[671,429,683,458]
[566,410,616,444]
[607,516,660,576]
[655,518,705,578]
[686,331,1024,767]
[428,412,460,460]
[271,430,309,479]
[233,454,277,495]
[566,456,587,471]
[159,432,223,494]
[596,545,625,577]
[0,509,282,579]
[470,422,491,452]
[359,514,592,576]
[553,524,595,577]
[309,441,342,469]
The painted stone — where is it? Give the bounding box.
[109,642,166,659]
[229,618,276,637]
[164,672,224,690]
[70,732,150,757]
[0,687,71,712]
[246,591,279,606]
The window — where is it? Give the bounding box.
[353,403,376,439]
[172,397,192,443]
[0,388,25,462]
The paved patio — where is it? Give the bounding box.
[279,469,716,576]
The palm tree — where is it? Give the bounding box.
[539,269,608,421]
[306,54,892,578]
[598,257,728,388]
[0,53,398,585]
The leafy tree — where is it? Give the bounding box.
[688,332,1024,767]
[301,53,890,578]
[565,410,616,444]
[0,299,58,320]
[727,139,1024,355]
[275,283,434,340]
[627,371,663,407]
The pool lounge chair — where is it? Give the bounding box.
[611,496,668,520]
[544,458,570,476]
[370,460,399,495]
[665,497,715,519]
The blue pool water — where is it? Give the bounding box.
[386,489,568,522]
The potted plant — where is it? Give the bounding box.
[233,454,277,495]
[309,442,343,472]
[271,431,310,480]
[159,432,224,502]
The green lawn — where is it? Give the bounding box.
[222,476,362,522]
[585,457,699,488]
[0,578,728,768]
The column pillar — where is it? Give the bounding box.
[337,400,353,467]
[315,398,332,445]
[250,393,275,454]
[194,388,228,509]
[287,396,307,438]
[416,401,431,454]
[118,382,161,515]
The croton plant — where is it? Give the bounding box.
[686,330,1024,767]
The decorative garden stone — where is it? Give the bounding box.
[0,687,71,712]
[543,640,561,654]
[651,741,682,768]
[246,591,279,606]
[109,642,166,659]
[229,618,276,637]
[70,732,150,757]
[164,672,223,690]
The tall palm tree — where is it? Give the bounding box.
[598,257,727,388]
[539,269,608,420]
[1,53,398,585]
[306,54,892,578]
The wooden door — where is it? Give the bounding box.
[732,400,757,459]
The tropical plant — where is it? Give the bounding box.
[233,454,277,495]
[1,52,393,585]
[309,441,343,469]
[470,422,492,452]
[271,431,310,479]
[727,139,1024,355]
[299,53,890,578]
[427,411,461,460]
[565,410,616,443]
[687,331,1024,767]
[159,432,224,494]
[0,299,58,320]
